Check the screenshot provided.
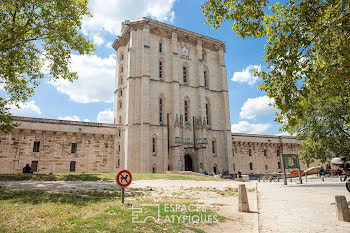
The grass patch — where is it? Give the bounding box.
[0,173,227,182]
[0,189,224,233]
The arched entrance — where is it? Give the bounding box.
[184,154,193,171]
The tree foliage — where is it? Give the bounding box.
[0,0,94,133]
[202,0,350,161]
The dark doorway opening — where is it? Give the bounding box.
[70,161,76,172]
[31,161,38,172]
[213,165,217,174]
[185,154,193,171]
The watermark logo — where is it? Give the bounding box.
[131,204,218,224]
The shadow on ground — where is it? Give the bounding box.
[0,174,105,181]
[287,183,344,188]
[0,189,120,206]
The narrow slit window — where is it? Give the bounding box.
[33,141,40,152]
[184,100,188,122]
[159,98,163,123]
[183,66,187,83]
[159,61,163,79]
[71,143,77,153]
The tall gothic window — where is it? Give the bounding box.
[183,66,187,83]
[159,42,162,53]
[159,61,163,79]
[212,138,216,154]
[204,70,207,87]
[206,103,209,125]
[152,135,157,154]
[184,100,189,122]
[159,98,163,123]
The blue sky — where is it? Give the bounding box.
[8,0,286,135]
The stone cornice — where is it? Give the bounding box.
[112,17,226,52]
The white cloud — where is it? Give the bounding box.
[105,42,113,48]
[92,34,104,46]
[83,118,90,122]
[82,0,177,37]
[232,65,261,85]
[276,131,296,136]
[49,54,115,103]
[97,109,114,123]
[8,101,41,116]
[231,121,271,134]
[58,115,81,121]
[240,96,275,119]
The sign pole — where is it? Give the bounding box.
[116,169,132,205]
[121,187,125,204]
[297,156,303,184]
[281,154,287,185]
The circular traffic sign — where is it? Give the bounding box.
[116,170,132,187]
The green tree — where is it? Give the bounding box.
[202,0,350,161]
[0,0,94,133]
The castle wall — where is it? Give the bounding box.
[232,133,322,175]
[0,117,117,174]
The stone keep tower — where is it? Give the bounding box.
[112,18,232,174]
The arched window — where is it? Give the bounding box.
[159,97,163,123]
[119,116,122,124]
[117,143,121,153]
[120,90,123,96]
[119,100,122,109]
[152,135,157,154]
[212,138,216,154]
[159,60,163,79]
[120,52,124,61]
[204,65,208,88]
[205,98,211,125]
[183,65,188,83]
[120,75,123,85]
[184,97,190,122]
[250,162,253,170]
[159,42,162,53]
[120,65,123,73]
[118,128,121,137]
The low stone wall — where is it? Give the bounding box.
[0,117,117,174]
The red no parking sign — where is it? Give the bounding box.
[116,170,132,188]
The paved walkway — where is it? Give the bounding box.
[258,178,350,232]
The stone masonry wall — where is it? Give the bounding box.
[0,117,117,174]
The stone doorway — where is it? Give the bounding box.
[184,154,193,171]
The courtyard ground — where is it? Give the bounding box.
[0,178,257,233]
[2,174,350,232]
[257,176,350,232]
